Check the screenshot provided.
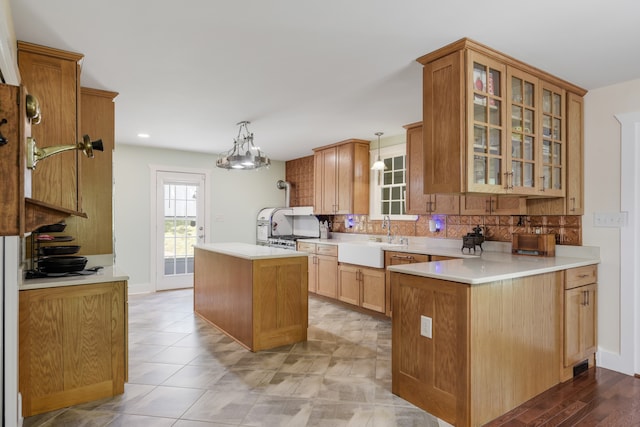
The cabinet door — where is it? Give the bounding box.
[360,267,386,313]
[467,51,507,193]
[507,68,539,195]
[423,51,465,194]
[336,143,354,214]
[316,254,338,298]
[460,194,525,215]
[64,88,117,255]
[19,282,127,416]
[405,123,431,214]
[314,148,337,214]
[460,194,491,215]
[431,194,460,214]
[564,283,597,367]
[565,93,584,214]
[308,255,318,293]
[492,196,526,215]
[337,264,360,306]
[18,43,82,213]
[539,81,566,197]
[384,251,430,316]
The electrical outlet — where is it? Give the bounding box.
[420,315,432,339]
[593,212,628,228]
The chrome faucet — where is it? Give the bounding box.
[382,215,392,243]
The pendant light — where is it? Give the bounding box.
[371,132,385,170]
[216,121,271,170]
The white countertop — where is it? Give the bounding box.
[387,252,599,285]
[299,233,599,284]
[194,242,309,260]
[20,265,130,291]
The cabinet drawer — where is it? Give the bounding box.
[316,244,338,257]
[297,242,316,253]
[565,265,597,289]
[386,251,429,265]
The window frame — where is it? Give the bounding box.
[369,143,418,221]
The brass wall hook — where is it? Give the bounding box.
[27,134,104,169]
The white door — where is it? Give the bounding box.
[155,171,206,290]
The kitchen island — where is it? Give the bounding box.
[388,252,599,427]
[19,266,129,417]
[194,243,309,352]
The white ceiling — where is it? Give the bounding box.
[9,0,640,162]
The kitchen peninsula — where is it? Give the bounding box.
[194,243,308,351]
[388,251,600,427]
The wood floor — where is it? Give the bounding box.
[485,367,640,426]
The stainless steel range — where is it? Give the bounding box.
[267,235,301,250]
[257,206,319,250]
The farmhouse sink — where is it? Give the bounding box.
[338,241,405,268]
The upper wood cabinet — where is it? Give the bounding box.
[527,93,584,215]
[405,122,459,215]
[64,88,118,255]
[17,41,83,214]
[313,139,369,215]
[417,38,586,199]
[0,83,86,236]
[460,194,526,215]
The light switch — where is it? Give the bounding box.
[420,315,432,338]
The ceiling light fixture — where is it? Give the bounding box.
[216,121,270,170]
[371,132,386,171]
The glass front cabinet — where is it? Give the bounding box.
[420,39,583,203]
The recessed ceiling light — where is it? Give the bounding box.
[137,133,150,138]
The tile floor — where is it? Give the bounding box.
[23,289,450,427]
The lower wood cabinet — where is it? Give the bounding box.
[337,264,386,313]
[384,251,430,316]
[19,281,128,417]
[297,242,338,298]
[297,242,319,293]
[562,265,597,381]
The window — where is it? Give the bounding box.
[370,144,417,220]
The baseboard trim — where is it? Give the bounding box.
[127,282,153,295]
[597,348,635,376]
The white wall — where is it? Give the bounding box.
[113,144,287,293]
[584,78,640,367]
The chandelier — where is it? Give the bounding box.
[216,121,271,170]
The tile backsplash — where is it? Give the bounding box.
[329,214,582,246]
[285,156,314,207]
[284,155,582,246]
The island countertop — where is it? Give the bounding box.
[194,242,308,260]
[387,251,600,285]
